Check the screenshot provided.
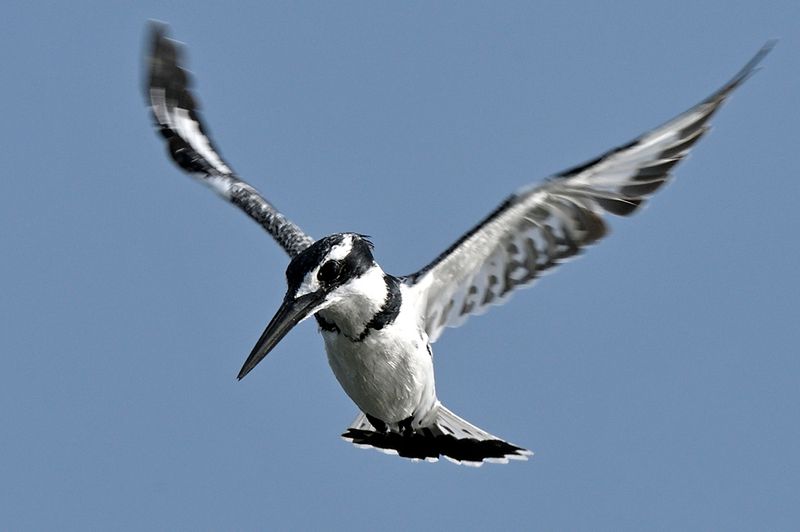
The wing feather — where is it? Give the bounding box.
[407,43,773,342]
[145,23,314,257]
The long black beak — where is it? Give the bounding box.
[237,291,326,380]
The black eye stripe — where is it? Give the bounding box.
[285,234,375,293]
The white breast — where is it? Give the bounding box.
[321,284,437,424]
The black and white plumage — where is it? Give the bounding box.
[146,23,313,257]
[145,23,771,465]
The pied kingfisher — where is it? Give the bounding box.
[145,23,771,465]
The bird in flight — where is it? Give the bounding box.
[145,23,772,465]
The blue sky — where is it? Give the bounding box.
[1,1,798,530]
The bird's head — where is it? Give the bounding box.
[237,233,378,379]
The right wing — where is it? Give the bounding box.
[145,22,314,257]
[406,43,773,343]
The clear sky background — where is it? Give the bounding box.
[2,1,798,530]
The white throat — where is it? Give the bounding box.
[318,265,388,339]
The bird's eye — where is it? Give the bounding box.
[317,260,342,285]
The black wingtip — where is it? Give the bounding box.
[145,20,172,62]
[734,40,776,83]
[705,40,777,105]
[143,21,166,97]
[147,19,168,38]
[144,21,181,101]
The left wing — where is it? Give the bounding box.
[406,43,773,343]
[145,22,314,257]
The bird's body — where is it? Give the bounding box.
[320,275,436,428]
[145,23,772,465]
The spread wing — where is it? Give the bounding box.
[406,43,773,343]
[145,22,314,257]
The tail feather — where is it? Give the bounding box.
[341,406,532,466]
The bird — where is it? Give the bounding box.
[145,22,772,465]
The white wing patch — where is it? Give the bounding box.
[172,106,233,176]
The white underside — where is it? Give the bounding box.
[321,284,437,426]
